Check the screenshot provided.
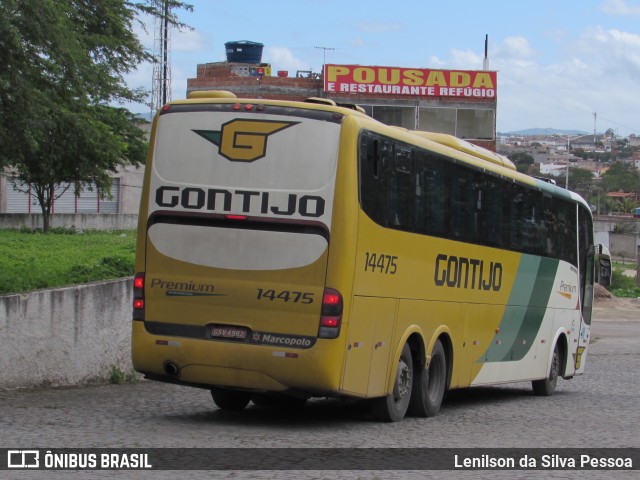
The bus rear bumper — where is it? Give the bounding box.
[131,321,342,395]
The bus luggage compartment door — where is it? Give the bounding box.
[341,296,396,396]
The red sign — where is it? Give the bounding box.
[324,64,497,99]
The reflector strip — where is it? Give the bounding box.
[272,352,299,358]
[155,339,181,347]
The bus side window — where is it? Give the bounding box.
[542,194,557,259]
[449,164,482,242]
[415,152,449,237]
[552,200,577,265]
[359,133,389,227]
[389,145,414,231]
[509,184,527,249]
[480,176,506,248]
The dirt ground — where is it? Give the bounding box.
[592,283,640,321]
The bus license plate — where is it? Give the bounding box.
[210,325,248,340]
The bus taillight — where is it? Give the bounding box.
[319,288,342,339]
[133,273,145,320]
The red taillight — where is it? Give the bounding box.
[319,288,343,339]
[323,291,341,306]
[320,317,340,328]
[133,273,145,320]
[225,214,248,220]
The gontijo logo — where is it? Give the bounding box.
[193,119,298,162]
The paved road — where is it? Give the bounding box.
[1,307,639,479]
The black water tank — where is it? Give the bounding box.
[225,41,264,64]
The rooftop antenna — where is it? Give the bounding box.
[151,0,172,119]
[483,34,489,70]
[315,46,336,69]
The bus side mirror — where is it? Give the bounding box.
[596,244,612,287]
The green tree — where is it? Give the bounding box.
[616,138,629,150]
[0,0,191,231]
[565,167,594,198]
[601,162,640,194]
[7,106,149,229]
[507,152,534,173]
[592,195,616,215]
[620,198,639,214]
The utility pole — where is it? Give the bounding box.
[151,0,172,119]
[593,111,597,145]
[162,0,169,106]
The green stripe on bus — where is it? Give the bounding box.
[506,257,558,361]
[479,255,559,363]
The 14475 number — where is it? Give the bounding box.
[364,252,398,274]
[256,289,314,304]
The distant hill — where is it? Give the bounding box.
[499,128,589,136]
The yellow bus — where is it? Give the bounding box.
[131,91,611,421]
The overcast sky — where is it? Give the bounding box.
[124,0,640,136]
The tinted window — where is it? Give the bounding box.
[358,130,582,266]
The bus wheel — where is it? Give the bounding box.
[532,342,561,396]
[408,339,447,417]
[210,388,251,411]
[371,343,413,422]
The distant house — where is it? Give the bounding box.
[606,191,638,202]
[570,134,607,152]
[539,163,568,177]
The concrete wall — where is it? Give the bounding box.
[0,213,138,231]
[609,233,640,260]
[0,279,133,389]
[594,218,640,259]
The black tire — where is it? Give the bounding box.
[210,388,251,411]
[408,339,447,417]
[532,342,561,396]
[371,343,413,422]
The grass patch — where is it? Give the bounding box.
[0,229,136,295]
[609,263,640,298]
[109,365,139,385]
